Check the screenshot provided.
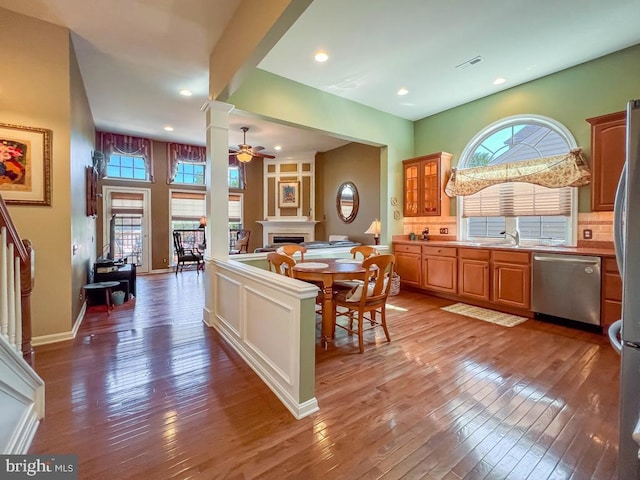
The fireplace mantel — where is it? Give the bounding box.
[258,219,319,246]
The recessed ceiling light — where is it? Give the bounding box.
[164,126,174,131]
[314,51,329,63]
[179,89,192,96]
[397,88,409,96]
[493,77,506,85]
[274,145,282,151]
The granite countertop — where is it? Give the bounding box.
[392,238,616,257]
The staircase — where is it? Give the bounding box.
[0,195,43,453]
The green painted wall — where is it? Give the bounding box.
[414,43,640,213]
[228,69,414,240]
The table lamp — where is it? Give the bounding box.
[199,216,207,248]
[365,218,381,245]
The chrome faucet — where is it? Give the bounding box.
[500,229,520,246]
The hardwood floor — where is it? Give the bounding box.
[29,272,620,479]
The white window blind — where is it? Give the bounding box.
[462,183,572,217]
[229,193,242,223]
[171,192,205,220]
[111,192,144,215]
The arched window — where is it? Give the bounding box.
[457,115,578,245]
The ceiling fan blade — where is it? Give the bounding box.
[253,151,276,159]
[253,146,265,152]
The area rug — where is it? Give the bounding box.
[441,303,528,327]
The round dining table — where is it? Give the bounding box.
[292,258,365,349]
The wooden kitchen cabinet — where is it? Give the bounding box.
[422,246,457,293]
[394,243,422,288]
[458,248,491,302]
[586,111,626,211]
[601,257,622,333]
[492,250,531,310]
[403,152,452,217]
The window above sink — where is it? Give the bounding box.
[456,114,578,247]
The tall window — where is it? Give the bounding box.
[109,192,144,265]
[97,132,154,181]
[174,162,205,185]
[229,166,241,188]
[458,115,578,245]
[106,154,149,180]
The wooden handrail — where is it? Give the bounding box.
[0,194,34,358]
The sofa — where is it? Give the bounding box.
[254,240,361,253]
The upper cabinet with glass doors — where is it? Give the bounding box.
[403,152,452,217]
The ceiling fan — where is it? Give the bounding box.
[229,126,275,162]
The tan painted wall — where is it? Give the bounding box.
[69,37,97,324]
[316,143,381,245]
[98,140,202,271]
[0,8,90,337]
[238,157,264,253]
[98,140,265,263]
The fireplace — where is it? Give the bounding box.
[258,219,319,246]
[273,236,305,244]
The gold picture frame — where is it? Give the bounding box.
[278,181,300,208]
[0,123,52,206]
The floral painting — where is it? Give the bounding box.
[0,124,51,205]
[278,181,299,208]
[0,139,28,185]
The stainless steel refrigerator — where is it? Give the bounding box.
[609,98,640,479]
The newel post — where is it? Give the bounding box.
[20,239,33,358]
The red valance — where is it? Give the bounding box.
[96,132,154,182]
[167,143,207,183]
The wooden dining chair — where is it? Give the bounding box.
[351,245,379,259]
[267,252,296,277]
[334,254,395,353]
[334,245,380,292]
[172,231,203,274]
[276,244,307,261]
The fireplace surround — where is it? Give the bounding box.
[257,219,319,247]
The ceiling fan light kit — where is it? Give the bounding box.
[236,149,253,162]
[230,126,275,162]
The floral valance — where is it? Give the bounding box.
[167,143,206,184]
[444,148,591,197]
[96,132,154,181]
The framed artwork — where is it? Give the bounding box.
[0,123,52,206]
[278,181,300,208]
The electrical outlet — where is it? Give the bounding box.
[583,229,593,240]
[440,227,449,234]
[163,257,167,264]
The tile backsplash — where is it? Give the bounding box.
[403,216,457,240]
[402,212,613,246]
[577,211,613,247]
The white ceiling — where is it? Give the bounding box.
[2,0,640,158]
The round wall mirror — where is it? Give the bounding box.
[336,181,359,224]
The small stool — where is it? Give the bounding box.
[83,281,120,316]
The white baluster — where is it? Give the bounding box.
[7,243,15,348]
[14,256,22,353]
[0,227,7,339]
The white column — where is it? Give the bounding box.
[203,101,234,258]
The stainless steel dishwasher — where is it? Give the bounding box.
[532,253,601,326]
